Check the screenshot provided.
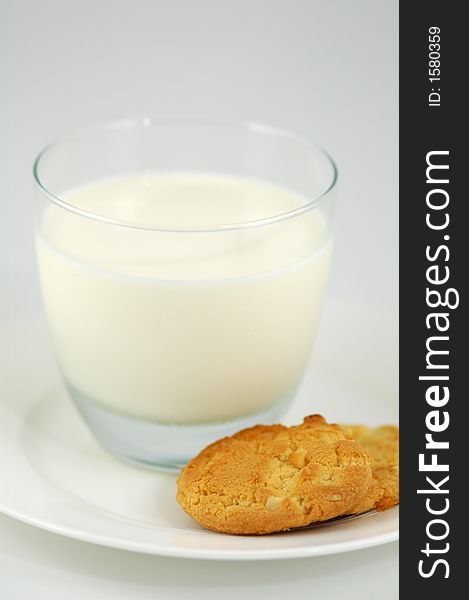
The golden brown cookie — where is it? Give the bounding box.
[176,415,373,535]
[343,425,399,514]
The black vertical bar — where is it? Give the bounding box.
[400,1,463,594]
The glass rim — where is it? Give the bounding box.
[33,116,338,233]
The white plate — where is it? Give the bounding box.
[0,302,398,560]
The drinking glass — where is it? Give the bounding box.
[34,118,337,470]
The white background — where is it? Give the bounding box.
[2,0,398,598]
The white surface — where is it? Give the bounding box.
[0,306,398,560]
[2,0,398,597]
[0,514,398,600]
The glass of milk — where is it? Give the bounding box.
[34,118,337,470]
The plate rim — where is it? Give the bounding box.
[0,503,399,560]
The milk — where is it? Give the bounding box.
[36,173,332,424]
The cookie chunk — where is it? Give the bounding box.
[176,415,373,535]
[343,425,399,514]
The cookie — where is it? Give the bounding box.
[176,415,373,535]
[343,425,399,514]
